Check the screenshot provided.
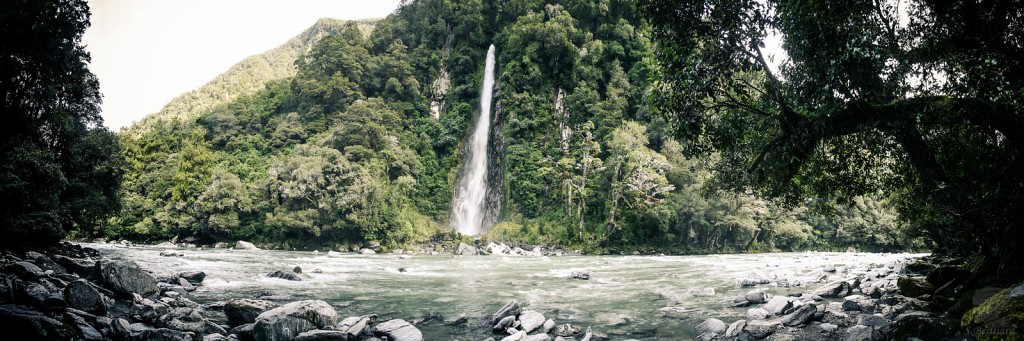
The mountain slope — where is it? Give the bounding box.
[124,18,377,134]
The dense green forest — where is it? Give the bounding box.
[0,0,123,245]
[99,0,922,254]
[11,0,1023,276]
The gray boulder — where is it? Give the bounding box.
[845,325,884,341]
[733,291,769,307]
[53,255,97,280]
[780,304,817,326]
[235,241,260,250]
[371,319,422,341]
[747,307,772,320]
[744,318,779,339]
[178,271,206,285]
[64,279,107,315]
[501,331,526,341]
[337,314,376,336]
[97,260,159,297]
[26,252,66,274]
[8,261,44,279]
[491,301,521,325]
[696,318,727,335]
[455,242,477,255]
[725,320,746,338]
[230,323,255,341]
[543,319,556,333]
[812,281,852,298]
[294,329,353,341]
[493,315,516,333]
[130,300,171,323]
[764,295,796,315]
[266,270,302,281]
[858,313,892,333]
[518,310,545,333]
[253,300,338,341]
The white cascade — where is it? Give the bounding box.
[451,44,496,235]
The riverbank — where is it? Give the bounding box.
[2,242,1018,340]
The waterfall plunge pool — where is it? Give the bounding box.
[91,244,922,339]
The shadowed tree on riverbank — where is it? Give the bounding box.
[640,0,1024,282]
[0,0,124,244]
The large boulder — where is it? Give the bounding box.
[371,319,422,341]
[97,260,159,297]
[0,304,75,339]
[7,261,44,279]
[961,283,1024,340]
[897,276,934,298]
[732,291,769,307]
[235,241,260,250]
[225,299,279,327]
[725,320,746,338]
[266,270,301,281]
[518,310,545,333]
[25,252,66,274]
[744,318,780,339]
[846,325,884,341]
[455,242,477,255]
[747,307,772,320]
[337,314,375,336]
[764,295,796,315]
[64,279,107,315]
[253,300,337,341]
[812,281,852,298]
[491,301,522,325]
[696,318,727,335]
[780,304,817,326]
[53,255,98,280]
[493,315,516,333]
[177,271,206,285]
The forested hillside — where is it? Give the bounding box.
[111,0,919,253]
[124,18,378,134]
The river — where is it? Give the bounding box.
[90,243,921,339]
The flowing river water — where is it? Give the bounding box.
[90,243,922,340]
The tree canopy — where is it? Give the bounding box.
[641,0,1024,276]
[0,0,123,244]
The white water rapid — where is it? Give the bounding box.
[451,44,497,236]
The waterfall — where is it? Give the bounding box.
[451,45,496,236]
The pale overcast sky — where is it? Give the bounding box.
[83,0,402,130]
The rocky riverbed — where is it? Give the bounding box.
[4,241,1016,340]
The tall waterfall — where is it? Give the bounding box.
[451,45,497,235]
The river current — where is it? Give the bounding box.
[90,243,921,339]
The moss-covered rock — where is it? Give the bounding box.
[905,259,935,274]
[898,276,935,298]
[962,283,1024,340]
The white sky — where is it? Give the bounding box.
[83,0,402,130]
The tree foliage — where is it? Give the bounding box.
[0,0,123,244]
[641,0,1023,273]
[111,0,920,254]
